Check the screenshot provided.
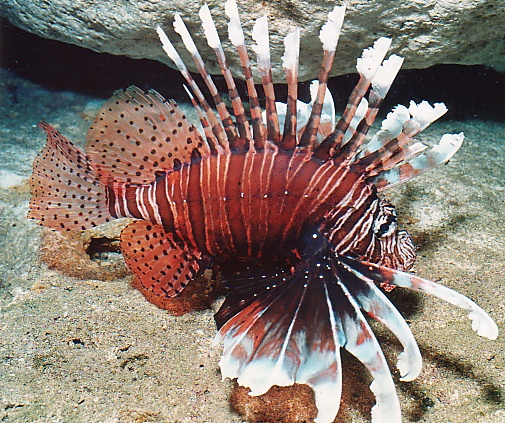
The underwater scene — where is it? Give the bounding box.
[0,1,504,422]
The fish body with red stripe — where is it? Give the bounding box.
[28,1,498,422]
[108,148,369,261]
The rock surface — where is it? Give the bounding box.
[1,0,504,82]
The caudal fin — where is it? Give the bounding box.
[28,122,112,231]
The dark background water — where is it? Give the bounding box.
[1,17,503,122]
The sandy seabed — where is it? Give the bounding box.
[0,67,504,423]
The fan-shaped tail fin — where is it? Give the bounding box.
[28,122,112,231]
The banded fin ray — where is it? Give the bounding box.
[225,0,267,149]
[338,255,499,340]
[298,5,345,149]
[252,15,281,145]
[373,132,464,190]
[357,100,449,170]
[338,54,404,161]
[172,12,238,148]
[279,27,300,151]
[314,37,392,160]
[86,86,210,185]
[156,24,230,151]
[199,3,252,149]
[266,81,336,150]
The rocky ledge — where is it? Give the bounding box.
[1,0,504,82]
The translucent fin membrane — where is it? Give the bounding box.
[86,86,212,183]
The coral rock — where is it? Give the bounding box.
[1,0,504,82]
[231,384,318,423]
[40,220,130,281]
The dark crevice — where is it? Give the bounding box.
[86,236,121,260]
[1,17,504,122]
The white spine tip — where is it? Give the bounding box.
[372,54,404,96]
[319,5,346,51]
[157,25,186,69]
[282,28,300,70]
[470,309,499,340]
[357,37,392,80]
[199,4,221,49]
[252,15,270,58]
[173,13,199,55]
[409,101,448,129]
[225,0,245,46]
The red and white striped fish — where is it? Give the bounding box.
[28,1,498,422]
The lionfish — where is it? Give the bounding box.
[28,1,498,422]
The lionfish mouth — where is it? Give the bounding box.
[27,0,498,422]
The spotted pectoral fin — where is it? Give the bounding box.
[120,220,211,300]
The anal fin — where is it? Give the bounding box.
[120,220,211,302]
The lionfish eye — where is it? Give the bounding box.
[373,201,398,238]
